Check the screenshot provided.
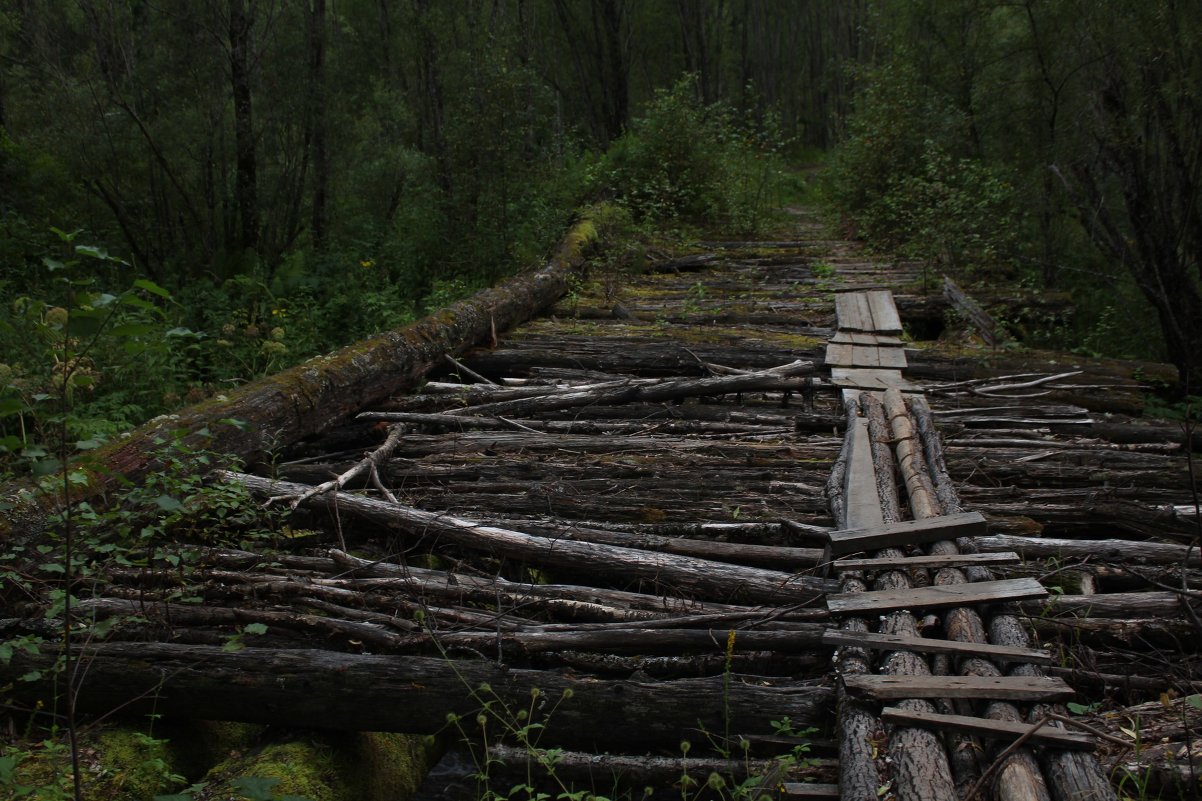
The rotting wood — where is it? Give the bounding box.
[943,275,1004,346]
[881,708,1094,750]
[974,534,1202,565]
[842,675,1073,702]
[225,472,836,604]
[827,512,987,555]
[830,368,920,392]
[827,578,1048,615]
[0,217,603,541]
[835,292,873,331]
[831,332,904,347]
[0,642,834,750]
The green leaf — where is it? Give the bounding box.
[0,398,25,417]
[42,257,65,271]
[134,278,172,299]
[243,622,268,636]
[75,438,104,450]
[155,495,184,512]
[30,457,64,477]
[166,327,202,338]
[19,670,42,682]
[1187,695,1202,710]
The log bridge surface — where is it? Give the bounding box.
[5,210,1200,800]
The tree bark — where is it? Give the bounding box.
[225,472,836,605]
[1,642,833,750]
[0,219,600,542]
[228,0,259,252]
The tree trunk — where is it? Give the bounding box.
[228,0,259,252]
[0,642,834,750]
[308,0,329,250]
[0,219,599,542]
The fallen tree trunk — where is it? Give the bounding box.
[225,473,836,604]
[1,642,834,750]
[0,219,601,541]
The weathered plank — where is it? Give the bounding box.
[826,578,1047,615]
[829,368,919,392]
[844,416,884,531]
[865,289,903,334]
[821,630,1056,665]
[824,345,907,369]
[831,331,904,347]
[943,276,1002,346]
[827,511,988,556]
[843,675,1073,702]
[834,292,871,331]
[833,551,1021,572]
[880,707,1095,751]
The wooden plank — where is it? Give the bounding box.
[843,674,1073,702]
[826,578,1047,615]
[781,783,840,798]
[831,331,903,347]
[833,551,1021,572]
[823,343,860,367]
[880,707,1095,751]
[835,293,870,331]
[865,289,903,334]
[874,347,907,369]
[821,629,1056,665]
[829,368,919,392]
[844,417,884,530]
[827,511,988,556]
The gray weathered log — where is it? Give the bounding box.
[225,472,835,604]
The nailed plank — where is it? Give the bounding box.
[827,511,988,556]
[844,417,884,531]
[829,368,919,392]
[880,707,1095,750]
[865,289,903,334]
[835,293,870,332]
[843,675,1073,702]
[826,578,1047,615]
[825,345,908,370]
[831,331,904,347]
[833,551,1021,572]
[781,783,840,798]
[821,630,1056,665]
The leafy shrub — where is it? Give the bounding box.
[591,76,787,233]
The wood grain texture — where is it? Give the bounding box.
[827,512,988,555]
[821,630,1055,665]
[843,675,1073,701]
[880,707,1094,750]
[826,578,1048,615]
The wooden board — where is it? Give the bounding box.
[843,674,1073,701]
[824,345,907,369]
[831,331,904,347]
[821,630,1056,665]
[835,292,872,332]
[829,368,919,392]
[844,417,884,531]
[827,512,988,556]
[865,290,903,334]
[880,707,1095,751]
[826,577,1047,615]
[833,551,1021,572]
[781,783,840,798]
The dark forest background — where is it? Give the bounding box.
[2,0,1200,474]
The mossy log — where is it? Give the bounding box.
[1,643,834,750]
[0,218,600,542]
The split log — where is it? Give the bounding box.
[0,218,602,541]
[225,473,836,604]
[0,642,834,750]
[943,275,1004,346]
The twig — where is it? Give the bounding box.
[274,424,407,509]
[444,352,497,385]
[962,714,1051,801]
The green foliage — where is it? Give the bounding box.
[592,77,788,234]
